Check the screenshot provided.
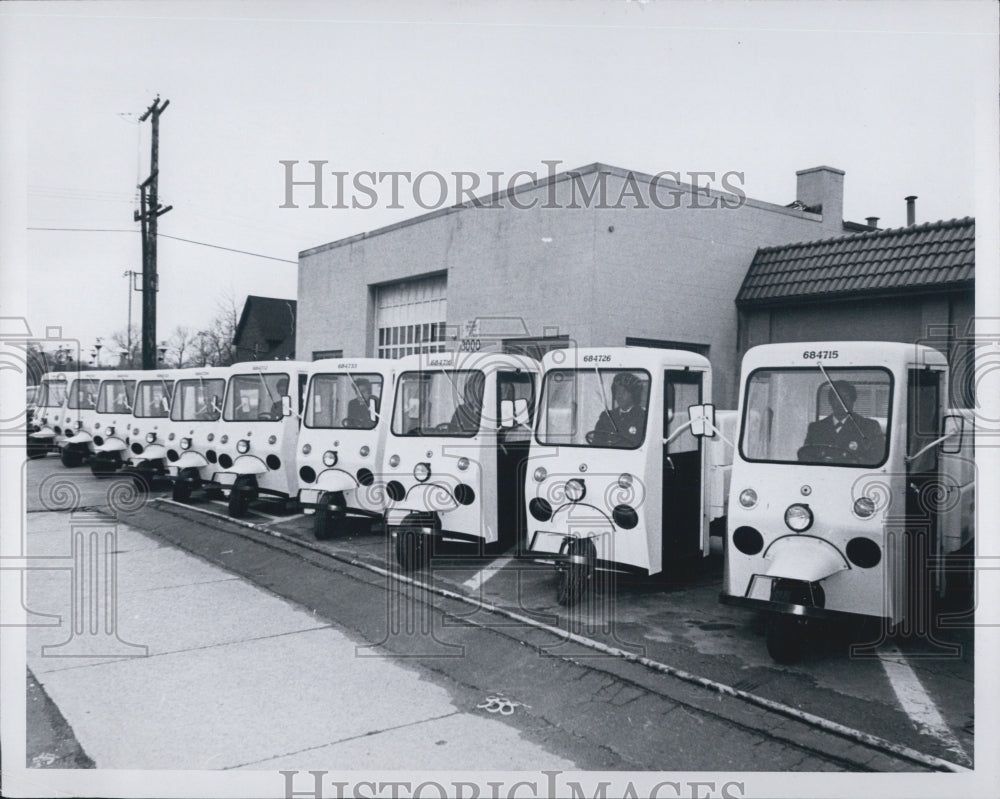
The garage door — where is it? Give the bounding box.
[374,274,448,359]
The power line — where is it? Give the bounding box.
[26,227,298,263]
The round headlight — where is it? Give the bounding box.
[220,434,229,444]
[237,439,250,454]
[302,442,312,455]
[322,450,337,467]
[618,473,633,489]
[533,466,547,483]
[360,445,370,457]
[106,426,115,436]
[784,503,814,532]
[146,432,156,443]
[457,457,469,471]
[854,497,876,518]
[414,462,431,482]
[268,435,277,445]
[389,454,400,468]
[739,488,758,509]
[565,478,586,503]
[180,437,192,450]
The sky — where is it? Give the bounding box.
[1,0,997,363]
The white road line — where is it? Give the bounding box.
[878,643,971,765]
[461,556,513,592]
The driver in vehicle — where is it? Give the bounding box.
[267,376,289,418]
[346,378,376,427]
[449,372,485,433]
[800,380,883,463]
[594,372,646,446]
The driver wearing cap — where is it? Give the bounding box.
[594,372,647,446]
[802,380,884,463]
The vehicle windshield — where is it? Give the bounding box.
[134,380,174,418]
[740,367,892,467]
[67,379,100,410]
[37,379,68,408]
[170,378,225,422]
[536,369,651,449]
[391,370,484,437]
[305,373,383,430]
[224,373,290,422]
[97,380,136,414]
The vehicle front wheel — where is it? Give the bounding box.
[60,446,84,468]
[172,468,198,503]
[556,538,596,606]
[765,613,808,664]
[90,453,121,476]
[395,527,429,571]
[313,492,346,540]
[228,477,254,518]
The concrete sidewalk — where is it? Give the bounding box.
[25,510,576,771]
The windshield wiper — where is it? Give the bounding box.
[345,372,379,421]
[816,362,867,440]
[593,366,618,434]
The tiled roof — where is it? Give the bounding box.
[737,217,974,305]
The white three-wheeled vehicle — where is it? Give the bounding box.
[721,342,974,662]
[57,370,104,467]
[120,369,176,484]
[27,371,70,459]
[296,358,394,539]
[524,347,725,604]
[89,370,143,475]
[382,348,539,569]
[208,360,310,517]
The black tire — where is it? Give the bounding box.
[60,446,83,468]
[90,453,120,476]
[228,477,254,518]
[395,527,429,571]
[27,440,48,460]
[556,538,596,606]
[765,613,808,664]
[172,470,194,503]
[313,493,344,541]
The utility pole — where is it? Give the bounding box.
[134,96,172,369]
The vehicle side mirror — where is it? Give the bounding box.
[941,414,964,454]
[688,403,716,437]
[500,399,515,428]
[281,395,292,417]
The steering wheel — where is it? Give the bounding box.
[433,422,454,433]
[796,444,858,464]
[586,429,624,447]
[257,412,278,421]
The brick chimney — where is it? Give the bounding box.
[796,166,845,234]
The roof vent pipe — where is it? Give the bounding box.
[866,216,879,229]
[905,196,917,226]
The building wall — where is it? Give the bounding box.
[298,168,850,408]
[737,289,975,406]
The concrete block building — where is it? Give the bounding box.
[297,164,870,407]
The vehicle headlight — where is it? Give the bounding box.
[618,473,633,489]
[739,488,758,509]
[784,503,813,532]
[180,437,192,450]
[268,435,277,445]
[322,450,337,467]
[414,462,431,482]
[854,497,876,519]
[389,454,400,468]
[533,466,547,483]
[565,478,586,503]
[146,432,156,443]
[302,443,312,455]
[457,457,469,471]
[360,445,370,457]
[106,426,115,436]
[237,439,250,454]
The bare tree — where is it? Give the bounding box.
[166,325,197,368]
[108,325,141,369]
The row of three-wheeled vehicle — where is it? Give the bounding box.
[28,341,974,662]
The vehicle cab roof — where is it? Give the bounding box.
[541,346,711,371]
